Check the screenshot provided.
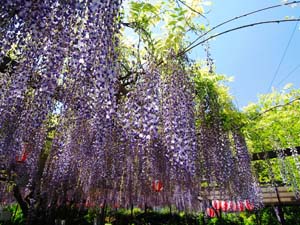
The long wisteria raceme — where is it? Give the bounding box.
[232,131,262,207]
[117,66,168,207]
[198,114,235,197]
[275,143,300,200]
[43,124,75,201]
[196,84,234,197]
[161,59,197,179]
[161,58,200,210]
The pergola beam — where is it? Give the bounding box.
[251,146,300,161]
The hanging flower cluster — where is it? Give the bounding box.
[196,77,262,209]
[114,61,200,210]
[232,131,263,207]
[161,59,198,179]
[160,59,200,210]
[0,0,122,209]
[274,144,300,200]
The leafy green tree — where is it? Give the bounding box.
[243,85,300,189]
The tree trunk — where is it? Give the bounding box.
[13,185,28,218]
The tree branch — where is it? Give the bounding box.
[121,22,155,50]
[119,63,134,80]
[182,1,300,54]
[176,0,207,19]
[232,96,300,132]
[250,97,300,121]
[178,18,300,57]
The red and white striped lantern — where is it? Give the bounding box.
[212,200,221,210]
[244,200,254,211]
[221,200,230,212]
[237,201,245,211]
[206,208,216,217]
[229,200,237,211]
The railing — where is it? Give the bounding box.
[261,186,300,205]
[199,186,300,206]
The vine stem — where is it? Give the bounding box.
[233,96,300,131]
[176,0,207,19]
[178,18,300,57]
[249,97,300,121]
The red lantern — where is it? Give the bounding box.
[229,201,237,211]
[221,200,230,212]
[85,197,94,208]
[152,180,163,192]
[212,200,221,210]
[206,208,216,217]
[244,200,254,211]
[237,201,245,211]
[16,150,28,163]
[16,143,31,163]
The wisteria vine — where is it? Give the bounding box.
[0,0,263,217]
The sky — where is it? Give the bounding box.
[190,0,300,108]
